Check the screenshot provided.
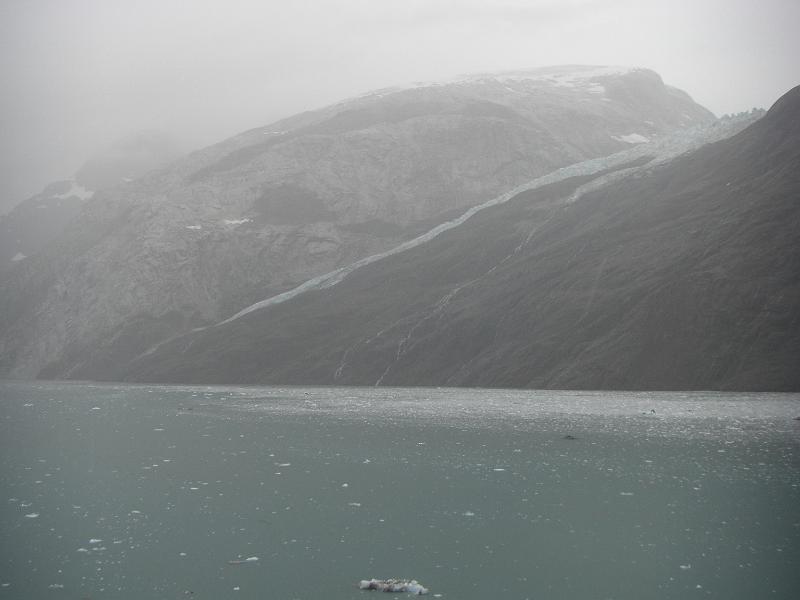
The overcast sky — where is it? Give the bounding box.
[1,0,798,213]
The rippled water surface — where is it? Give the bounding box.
[1,382,799,599]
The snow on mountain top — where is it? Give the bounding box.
[459,65,639,84]
[362,65,640,98]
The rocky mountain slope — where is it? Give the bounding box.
[0,66,716,379]
[121,86,799,390]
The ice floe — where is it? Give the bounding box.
[359,579,428,595]
[228,556,259,564]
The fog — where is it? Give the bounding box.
[1,0,798,214]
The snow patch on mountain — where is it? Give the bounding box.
[52,181,94,201]
[614,133,650,144]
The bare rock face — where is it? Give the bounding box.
[0,66,715,379]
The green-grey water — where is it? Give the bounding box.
[1,381,798,599]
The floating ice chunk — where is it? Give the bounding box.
[341,483,349,488]
[76,548,89,553]
[679,564,692,570]
[359,579,428,595]
[227,556,259,565]
[462,511,475,517]
[348,502,362,507]
[90,407,101,410]
[492,468,506,472]
[223,218,252,226]
[48,583,64,589]
[620,492,634,496]
[185,225,203,230]
[89,538,102,544]
[24,513,39,518]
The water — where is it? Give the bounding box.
[1,382,798,599]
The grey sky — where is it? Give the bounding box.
[1,0,798,214]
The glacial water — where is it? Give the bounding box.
[1,382,798,600]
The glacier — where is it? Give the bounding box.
[214,112,759,328]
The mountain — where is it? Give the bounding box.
[0,131,183,271]
[0,66,716,379]
[120,86,799,390]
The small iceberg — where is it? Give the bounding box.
[359,579,428,595]
[227,556,259,565]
